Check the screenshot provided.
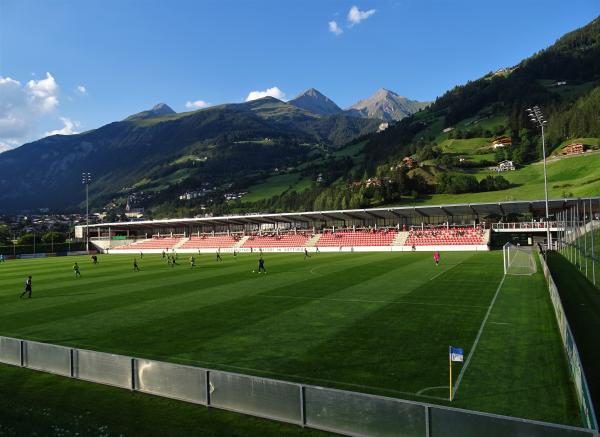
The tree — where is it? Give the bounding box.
[0,225,10,245]
[17,233,35,245]
[41,231,66,244]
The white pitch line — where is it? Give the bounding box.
[256,294,487,309]
[452,275,506,399]
[428,261,462,281]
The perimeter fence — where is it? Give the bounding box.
[539,252,598,431]
[0,336,597,437]
[555,199,600,289]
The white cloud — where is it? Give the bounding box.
[44,117,80,137]
[328,20,343,35]
[26,72,59,112]
[0,72,71,149]
[347,6,376,26]
[245,87,285,102]
[76,85,87,95]
[185,100,209,109]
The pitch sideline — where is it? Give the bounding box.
[451,274,506,399]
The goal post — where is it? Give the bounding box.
[503,243,537,275]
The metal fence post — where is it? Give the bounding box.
[577,202,582,270]
[591,198,596,286]
[584,201,588,278]
[20,340,24,367]
[300,385,306,427]
[70,349,74,378]
[425,405,431,437]
[206,370,211,407]
[131,358,136,391]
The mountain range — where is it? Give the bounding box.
[0,85,429,212]
[2,15,599,215]
[288,87,429,121]
[0,97,382,211]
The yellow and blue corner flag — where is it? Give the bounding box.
[449,346,464,362]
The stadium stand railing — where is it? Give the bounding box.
[0,335,596,437]
[315,229,398,247]
[112,237,184,251]
[180,235,239,249]
[405,226,487,247]
[99,228,491,253]
[242,234,310,248]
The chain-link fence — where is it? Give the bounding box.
[555,199,600,289]
[0,335,597,437]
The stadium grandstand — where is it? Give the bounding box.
[78,197,599,254]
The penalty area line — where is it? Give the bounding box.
[452,274,506,400]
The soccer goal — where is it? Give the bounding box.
[503,243,537,275]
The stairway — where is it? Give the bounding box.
[234,236,249,248]
[173,237,189,250]
[482,229,491,245]
[305,234,322,247]
[392,232,409,246]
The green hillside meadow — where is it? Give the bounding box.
[0,251,582,434]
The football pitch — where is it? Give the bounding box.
[0,251,582,428]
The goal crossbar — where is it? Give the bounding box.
[503,243,537,275]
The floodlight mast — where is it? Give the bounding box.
[82,172,92,254]
[526,106,551,256]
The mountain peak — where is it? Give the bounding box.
[126,103,176,120]
[289,88,342,115]
[347,89,429,121]
[151,103,175,114]
[375,87,398,97]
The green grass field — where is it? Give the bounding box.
[0,251,582,431]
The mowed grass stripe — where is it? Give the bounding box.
[0,254,384,338]
[80,255,418,357]
[155,254,471,375]
[0,251,580,427]
[450,258,582,426]
[10,254,395,344]
[266,254,499,399]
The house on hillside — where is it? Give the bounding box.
[124,196,144,218]
[495,160,515,172]
[377,122,389,132]
[402,156,417,169]
[442,127,454,133]
[561,143,587,156]
[491,136,512,149]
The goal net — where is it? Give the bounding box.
[503,243,537,275]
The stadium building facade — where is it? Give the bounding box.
[78,197,600,254]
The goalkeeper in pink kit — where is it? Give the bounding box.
[434,251,440,266]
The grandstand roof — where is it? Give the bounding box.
[83,197,600,230]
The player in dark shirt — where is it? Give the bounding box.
[20,276,33,298]
[258,257,266,274]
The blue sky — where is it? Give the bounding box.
[0,0,598,150]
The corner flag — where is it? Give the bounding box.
[448,346,464,401]
[450,346,464,362]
